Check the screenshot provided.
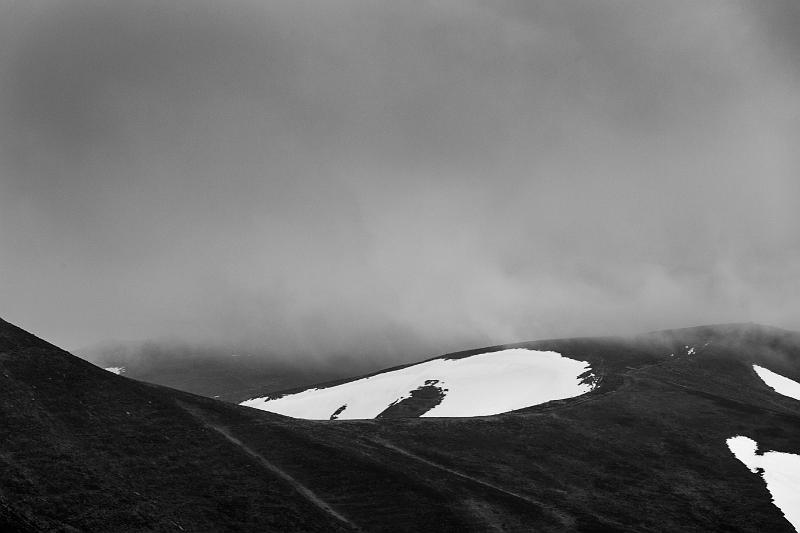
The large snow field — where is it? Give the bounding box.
[753,365,800,402]
[241,348,593,419]
[727,436,800,532]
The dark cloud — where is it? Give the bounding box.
[1,1,799,364]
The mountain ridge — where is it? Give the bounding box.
[253,322,795,400]
[1,317,799,531]
[242,322,800,422]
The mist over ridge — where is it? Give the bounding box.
[2,0,800,366]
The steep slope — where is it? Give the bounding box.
[2,318,800,532]
[0,319,357,532]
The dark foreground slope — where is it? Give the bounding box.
[1,318,799,532]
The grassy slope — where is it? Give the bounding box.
[1,318,799,531]
[0,320,356,532]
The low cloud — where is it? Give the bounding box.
[1,1,799,365]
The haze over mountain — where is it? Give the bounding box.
[76,339,372,402]
[3,1,800,368]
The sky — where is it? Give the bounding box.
[1,0,800,364]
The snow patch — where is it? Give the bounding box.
[726,436,800,531]
[241,349,593,420]
[753,365,800,402]
[104,366,125,375]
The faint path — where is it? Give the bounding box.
[370,437,572,528]
[373,438,537,502]
[176,401,359,531]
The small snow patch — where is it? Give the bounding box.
[753,365,800,402]
[104,367,125,375]
[727,436,800,531]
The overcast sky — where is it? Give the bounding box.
[1,1,800,362]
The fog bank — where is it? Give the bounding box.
[2,1,799,364]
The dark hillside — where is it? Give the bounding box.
[0,319,355,532]
[1,317,799,531]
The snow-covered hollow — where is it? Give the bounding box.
[726,436,800,532]
[753,365,800,402]
[104,366,125,375]
[241,349,593,420]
